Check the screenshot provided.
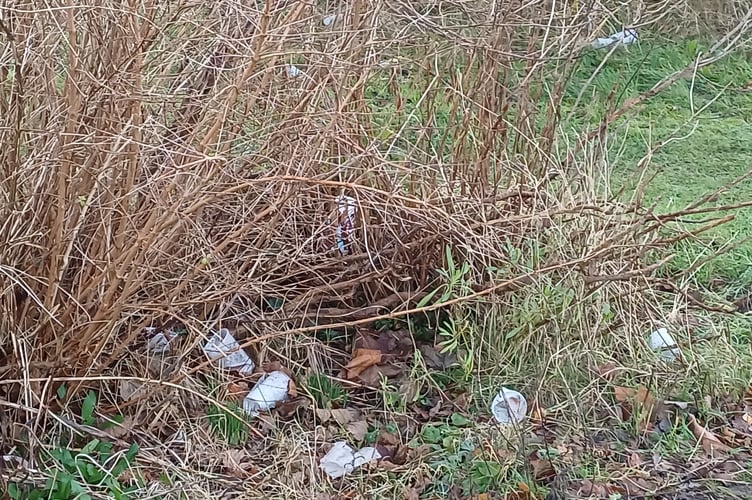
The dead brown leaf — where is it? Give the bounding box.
[378,429,401,447]
[108,415,136,439]
[118,379,146,401]
[390,444,409,465]
[578,479,613,498]
[262,361,295,380]
[347,420,369,441]
[594,362,624,380]
[344,348,382,379]
[627,451,644,467]
[614,385,661,431]
[614,386,635,403]
[356,329,413,359]
[274,397,309,418]
[287,378,298,398]
[529,457,555,480]
[688,414,733,456]
[504,486,533,500]
[357,363,403,386]
[529,403,546,425]
[227,382,248,401]
[417,343,457,370]
[618,476,659,496]
[403,487,421,500]
[721,427,736,440]
[222,448,256,479]
[332,408,358,425]
[316,407,360,425]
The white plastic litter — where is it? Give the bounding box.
[491,387,527,425]
[146,327,174,354]
[2,454,31,469]
[285,64,304,78]
[378,58,399,69]
[335,195,356,255]
[591,28,638,49]
[323,14,337,26]
[202,328,255,375]
[319,441,382,479]
[649,327,681,361]
[243,370,291,416]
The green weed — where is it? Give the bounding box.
[8,440,139,500]
[207,401,250,446]
[303,373,348,409]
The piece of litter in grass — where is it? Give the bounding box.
[491,387,527,425]
[1,454,32,470]
[648,327,681,361]
[319,441,381,479]
[243,370,291,416]
[203,328,255,374]
[285,64,303,78]
[335,195,356,255]
[146,327,175,354]
[591,27,638,49]
[322,14,337,26]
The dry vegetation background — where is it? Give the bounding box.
[1,0,752,498]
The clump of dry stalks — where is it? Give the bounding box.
[0,0,750,489]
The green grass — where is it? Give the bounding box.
[365,34,752,286]
[563,35,752,285]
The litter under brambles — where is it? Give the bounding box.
[145,326,176,354]
[202,328,256,375]
[285,64,304,78]
[335,195,356,255]
[591,27,638,49]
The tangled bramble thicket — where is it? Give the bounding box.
[1,0,751,498]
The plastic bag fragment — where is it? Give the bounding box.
[146,326,175,354]
[203,328,255,374]
[285,64,304,78]
[591,27,638,49]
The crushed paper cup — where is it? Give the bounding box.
[203,328,255,375]
[243,370,291,416]
[335,195,356,255]
[320,441,381,479]
[591,27,638,49]
[491,387,527,425]
[649,327,681,361]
